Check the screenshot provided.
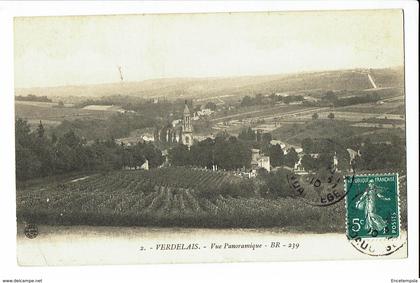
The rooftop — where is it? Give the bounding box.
[183,103,191,115]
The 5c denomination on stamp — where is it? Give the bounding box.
[346,173,399,239]
[345,173,404,256]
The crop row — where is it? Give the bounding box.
[16,167,389,231]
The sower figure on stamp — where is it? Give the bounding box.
[355,179,391,233]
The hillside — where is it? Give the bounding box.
[16,167,345,230]
[15,67,404,101]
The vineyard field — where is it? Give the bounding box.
[17,167,356,231]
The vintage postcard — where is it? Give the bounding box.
[14,9,408,265]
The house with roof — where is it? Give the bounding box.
[250,149,271,173]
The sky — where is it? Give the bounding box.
[14,10,404,88]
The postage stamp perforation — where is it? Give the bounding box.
[344,176,350,237]
[345,172,401,239]
[345,172,406,256]
[396,173,402,240]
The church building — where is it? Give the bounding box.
[180,102,194,147]
[153,101,194,147]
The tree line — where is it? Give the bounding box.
[52,113,156,141]
[15,94,52,103]
[168,135,251,170]
[16,118,164,181]
[240,93,304,107]
[168,132,299,170]
[299,136,406,172]
[315,91,381,107]
[76,95,193,121]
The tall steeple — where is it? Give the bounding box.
[181,100,193,147]
[182,101,192,133]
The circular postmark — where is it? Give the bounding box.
[347,232,405,256]
[286,139,356,206]
[24,223,39,239]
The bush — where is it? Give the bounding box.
[259,169,295,198]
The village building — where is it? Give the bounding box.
[194,134,215,142]
[347,148,361,170]
[116,134,155,146]
[275,92,290,97]
[294,147,303,154]
[196,108,214,117]
[250,149,271,173]
[289,101,303,105]
[294,152,339,174]
[180,102,194,147]
[270,140,286,150]
[171,119,181,128]
[293,158,304,173]
[153,102,195,147]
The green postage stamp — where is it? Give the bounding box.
[346,173,400,239]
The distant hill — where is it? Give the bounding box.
[15,66,404,100]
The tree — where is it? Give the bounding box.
[238,127,256,141]
[159,127,169,143]
[58,101,65,108]
[317,153,334,170]
[16,118,56,178]
[268,144,284,167]
[312,113,319,120]
[168,144,191,166]
[301,154,317,172]
[354,140,406,171]
[15,143,42,180]
[262,133,272,144]
[51,133,58,145]
[259,169,293,198]
[284,147,299,168]
[241,96,253,107]
[169,134,252,170]
[190,138,215,168]
[15,119,40,180]
[328,112,335,120]
[214,137,250,169]
[301,137,314,153]
[36,121,45,138]
[256,130,262,142]
[140,143,164,168]
[15,117,165,180]
[323,91,338,103]
[61,130,83,148]
[205,102,217,111]
[255,94,263,105]
[283,96,291,104]
[15,118,32,147]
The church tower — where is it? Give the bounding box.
[181,101,193,147]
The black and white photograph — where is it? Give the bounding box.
[13,9,409,264]
[0,2,418,283]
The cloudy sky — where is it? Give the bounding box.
[14,9,404,88]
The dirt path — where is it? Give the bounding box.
[69,176,90,183]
